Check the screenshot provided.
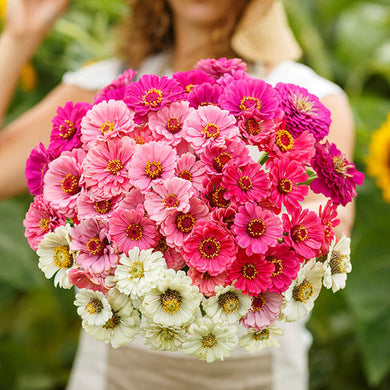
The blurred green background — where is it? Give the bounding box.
[0,0,389,389]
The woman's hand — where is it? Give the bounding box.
[4,0,70,40]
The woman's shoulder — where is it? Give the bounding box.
[264,60,344,99]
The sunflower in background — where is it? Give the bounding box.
[366,114,390,202]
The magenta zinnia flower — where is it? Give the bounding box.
[283,207,324,259]
[173,69,215,93]
[222,163,271,205]
[318,200,340,255]
[183,105,239,152]
[188,83,222,108]
[49,101,91,154]
[267,157,309,213]
[241,292,283,330]
[23,194,65,250]
[219,78,280,120]
[188,267,227,297]
[232,202,283,256]
[128,141,177,192]
[71,219,117,275]
[195,57,247,79]
[310,141,365,206]
[80,99,135,149]
[109,207,158,253]
[226,250,274,296]
[275,83,331,141]
[175,153,207,193]
[182,220,236,276]
[265,243,301,293]
[203,176,231,209]
[25,142,56,196]
[82,137,135,200]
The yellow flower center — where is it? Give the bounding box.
[160,289,182,315]
[53,245,73,269]
[293,280,314,303]
[238,175,253,191]
[59,120,76,139]
[145,160,163,179]
[93,200,112,215]
[213,152,232,172]
[239,96,262,112]
[246,219,266,238]
[254,329,270,341]
[218,291,240,314]
[175,213,196,233]
[126,223,143,240]
[275,129,294,152]
[85,298,103,314]
[100,121,115,134]
[278,179,293,194]
[179,169,193,181]
[142,88,163,107]
[128,261,144,278]
[39,218,50,232]
[103,312,120,329]
[252,295,267,312]
[86,238,104,255]
[107,159,123,175]
[244,118,261,136]
[199,238,221,259]
[242,263,258,280]
[61,173,80,195]
[291,225,308,242]
[166,117,181,134]
[202,334,217,348]
[202,123,220,139]
[330,250,349,274]
[163,194,179,208]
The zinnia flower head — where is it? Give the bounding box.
[187,267,227,297]
[188,82,223,108]
[275,82,331,141]
[175,153,207,193]
[68,268,109,293]
[310,141,365,206]
[195,57,247,79]
[318,200,340,255]
[172,69,215,93]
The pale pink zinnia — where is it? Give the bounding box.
[232,202,283,256]
[154,236,185,271]
[182,220,236,276]
[226,250,274,296]
[77,192,123,220]
[23,194,65,251]
[128,141,177,192]
[183,105,239,152]
[222,163,271,205]
[283,207,325,259]
[175,153,206,193]
[118,188,145,211]
[71,218,117,275]
[82,137,135,200]
[68,268,109,293]
[144,177,194,222]
[160,197,210,247]
[109,207,158,253]
[148,101,193,146]
[188,267,227,297]
[241,292,283,330]
[80,99,135,149]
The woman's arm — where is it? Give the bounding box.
[0,84,96,198]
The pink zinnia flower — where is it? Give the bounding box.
[183,105,239,152]
[211,204,238,230]
[232,202,283,256]
[68,268,108,293]
[182,220,236,276]
[49,101,91,154]
[188,267,227,297]
[23,194,65,250]
[217,69,251,88]
[265,243,301,293]
[195,57,247,79]
[219,78,281,120]
[310,141,365,206]
[43,149,85,215]
[128,123,155,145]
[144,177,194,222]
[109,207,158,253]
[283,207,324,259]
[188,83,222,108]
[318,200,340,255]
[25,142,56,196]
[241,292,283,330]
[77,192,123,220]
[226,250,274,295]
[160,197,210,247]
[82,137,135,200]
[203,176,231,209]
[118,188,145,211]
[71,219,117,275]
[94,85,129,105]
[173,69,215,93]
[222,163,271,205]
[267,128,316,165]
[201,138,251,175]
[267,158,309,213]
[275,82,331,141]
[148,101,193,146]
[128,141,177,192]
[175,153,206,193]
[154,236,185,271]
[125,74,185,121]
[80,100,135,149]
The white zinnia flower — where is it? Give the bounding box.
[142,269,202,327]
[181,317,238,362]
[141,319,186,352]
[74,289,112,326]
[202,285,251,325]
[82,288,141,348]
[114,247,167,300]
[281,258,324,322]
[37,224,75,289]
[323,236,351,292]
[239,325,284,353]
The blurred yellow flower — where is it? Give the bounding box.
[20,62,38,92]
[366,114,390,202]
[0,0,7,21]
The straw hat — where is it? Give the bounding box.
[231,0,302,64]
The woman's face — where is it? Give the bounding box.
[167,0,248,27]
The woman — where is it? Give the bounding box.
[0,0,355,389]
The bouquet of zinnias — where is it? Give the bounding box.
[24,58,364,362]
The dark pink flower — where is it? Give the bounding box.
[203,175,231,209]
[310,141,365,206]
[226,250,274,296]
[275,83,331,141]
[172,69,215,93]
[211,204,238,230]
[188,83,222,108]
[283,207,324,259]
[182,220,236,276]
[195,57,247,79]
[318,200,340,255]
